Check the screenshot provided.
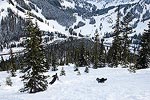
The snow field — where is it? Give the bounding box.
[0,65,150,100]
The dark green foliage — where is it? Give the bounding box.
[93,30,99,69]
[78,42,87,67]
[99,38,106,67]
[51,55,58,71]
[0,54,22,72]
[9,48,17,77]
[74,41,89,67]
[0,9,26,45]
[107,6,134,68]
[121,30,130,66]
[108,36,122,67]
[84,50,91,67]
[0,56,6,71]
[45,38,94,68]
[92,31,106,68]
[59,58,65,66]
[65,50,70,65]
[21,20,49,93]
[74,48,80,67]
[135,22,150,69]
[120,13,133,67]
[107,6,122,67]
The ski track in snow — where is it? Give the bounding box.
[0,65,150,100]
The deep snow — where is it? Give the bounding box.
[0,65,150,100]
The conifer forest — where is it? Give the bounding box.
[0,0,150,100]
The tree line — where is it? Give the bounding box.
[0,6,150,93]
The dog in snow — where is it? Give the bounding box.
[49,73,59,85]
[96,78,107,83]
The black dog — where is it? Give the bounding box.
[96,78,107,83]
[49,73,59,85]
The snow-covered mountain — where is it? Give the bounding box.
[0,0,150,44]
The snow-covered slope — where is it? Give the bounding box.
[0,0,150,43]
[0,65,150,100]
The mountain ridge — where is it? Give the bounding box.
[0,0,150,45]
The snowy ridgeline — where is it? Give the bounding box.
[0,65,150,100]
[0,47,25,61]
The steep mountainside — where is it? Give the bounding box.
[0,0,150,45]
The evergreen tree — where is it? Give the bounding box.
[120,14,133,67]
[64,46,69,65]
[74,47,80,69]
[0,56,6,71]
[107,6,122,67]
[66,50,70,65]
[99,38,105,67]
[9,48,16,77]
[85,50,91,67]
[93,29,99,69]
[59,57,64,66]
[51,53,58,71]
[78,42,87,67]
[135,22,150,69]
[21,20,49,93]
[108,37,122,67]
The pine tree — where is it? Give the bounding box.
[0,56,6,71]
[120,14,133,67]
[21,20,49,93]
[99,38,105,67]
[74,47,80,69]
[78,42,87,67]
[64,47,69,65]
[9,48,16,77]
[66,50,70,65]
[93,29,99,69]
[108,37,122,67]
[58,45,65,66]
[51,53,58,71]
[107,6,122,67]
[135,22,150,69]
[85,50,91,67]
